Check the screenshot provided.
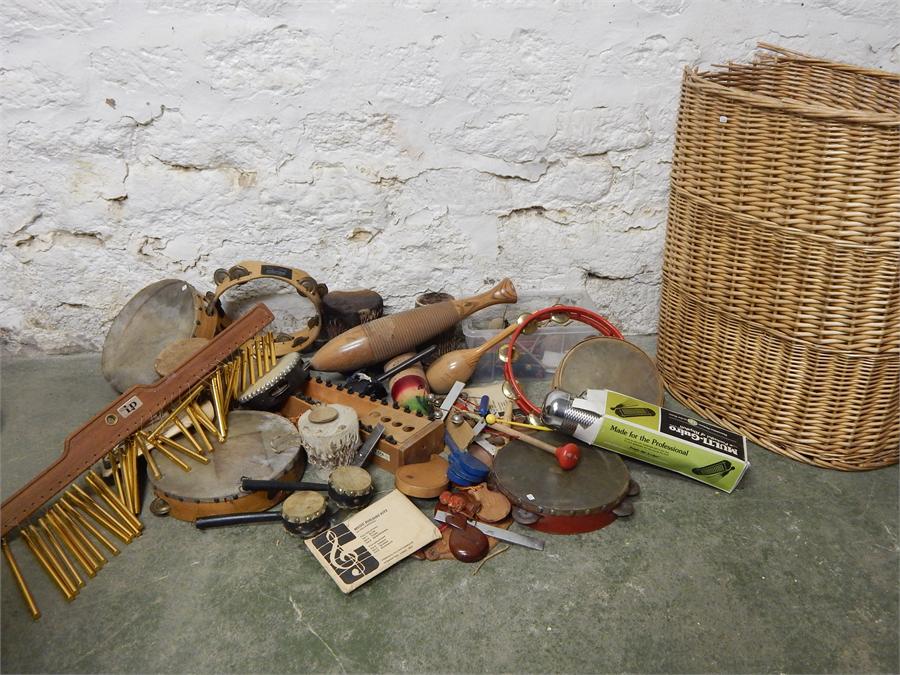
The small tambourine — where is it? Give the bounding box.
[205,261,326,355]
[237,352,310,412]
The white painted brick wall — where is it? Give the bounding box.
[1,0,897,353]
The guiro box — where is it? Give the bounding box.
[568,389,749,493]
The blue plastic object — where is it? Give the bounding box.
[444,431,489,486]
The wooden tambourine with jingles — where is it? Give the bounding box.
[102,279,220,392]
[205,261,326,356]
[149,410,306,521]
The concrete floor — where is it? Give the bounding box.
[1,346,898,674]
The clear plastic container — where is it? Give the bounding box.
[460,291,600,384]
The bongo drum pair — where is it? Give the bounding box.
[102,261,325,393]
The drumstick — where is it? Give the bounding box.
[487,422,580,470]
[310,279,517,373]
[425,323,520,394]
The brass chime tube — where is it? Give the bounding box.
[62,494,133,545]
[185,407,213,453]
[25,526,78,599]
[109,452,127,510]
[47,507,98,577]
[86,473,143,534]
[136,434,162,480]
[209,371,227,441]
[173,418,205,456]
[52,507,107,569]
[143,434,192,472]
[189,403,219,439]
[38,520,84,589]
[147,385,204,439]
[21,529,76,601]
[64,505,120,556]
[2,538,41,620]
[80,485,138,544]
[155,435,209,464]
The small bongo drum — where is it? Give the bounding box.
[102,279,219,392]
[149,410,305,521]
[281,492,329,538]
[552,336,665,405]
[490,430,632,534]
[327,466,373,510]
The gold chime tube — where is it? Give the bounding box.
[148,385,204,439]
[255,337,265,376]
[173,418,205,456]
[51,507,106,569]
[136,433,162,480]
[81,484,140,543]
[21,529,76,602]
[26,526,78,598]
[155,434,209,464]
[38,519,84,589]
[128,440,141,515]
[47,507,98,577]
[86,473,143,534]
[62,494,133,545]
[143,434,192,472]
[64,505,120,556]
[267,333,277,368]
[190,402,219,439]
[209,371,228,442]
[185,407,213,453]
[109,451,127,509]
[2,538,41,620]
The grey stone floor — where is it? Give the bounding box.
[1,346,898,674]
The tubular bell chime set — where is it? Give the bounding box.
[3,45,898,614]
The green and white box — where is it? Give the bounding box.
[570,389,749,493]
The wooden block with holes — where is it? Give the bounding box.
[280,378,444,473]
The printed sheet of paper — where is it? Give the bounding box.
[305,490,441,593]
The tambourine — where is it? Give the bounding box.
[502,306,624,416]
[102,280,220,393]
[205,261,326,355]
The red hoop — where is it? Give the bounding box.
[503,305,624,416]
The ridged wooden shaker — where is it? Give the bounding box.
[309,279,518,373]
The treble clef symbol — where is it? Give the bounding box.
[324,530,366,579]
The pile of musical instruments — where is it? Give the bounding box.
[3,257,688,615]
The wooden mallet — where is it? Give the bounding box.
[487,420,580,470]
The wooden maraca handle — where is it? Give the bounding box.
[310,279,517,373]
[425,322,520,394]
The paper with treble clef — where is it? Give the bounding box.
[306,489,441,593]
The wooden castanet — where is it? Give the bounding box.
[309,279,518,373]
[425,323,520,394]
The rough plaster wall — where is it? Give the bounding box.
[1,0,897,353]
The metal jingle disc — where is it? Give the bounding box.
[516,314,538,335]
[501,381,517,401]
[550,311,571,325]
[498,344,519,363]
[552,336,665,406]
[491,430,630,520]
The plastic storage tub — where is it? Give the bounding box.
[460,291,601,384]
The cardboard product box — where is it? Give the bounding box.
[568,389,750,493]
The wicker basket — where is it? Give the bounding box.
[657,45,900,470]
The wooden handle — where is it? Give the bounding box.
[473,322,520,355]
[310,279,517,373]
[488,423,557,454]
[451,278,517,317]
[1,305,274,536]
